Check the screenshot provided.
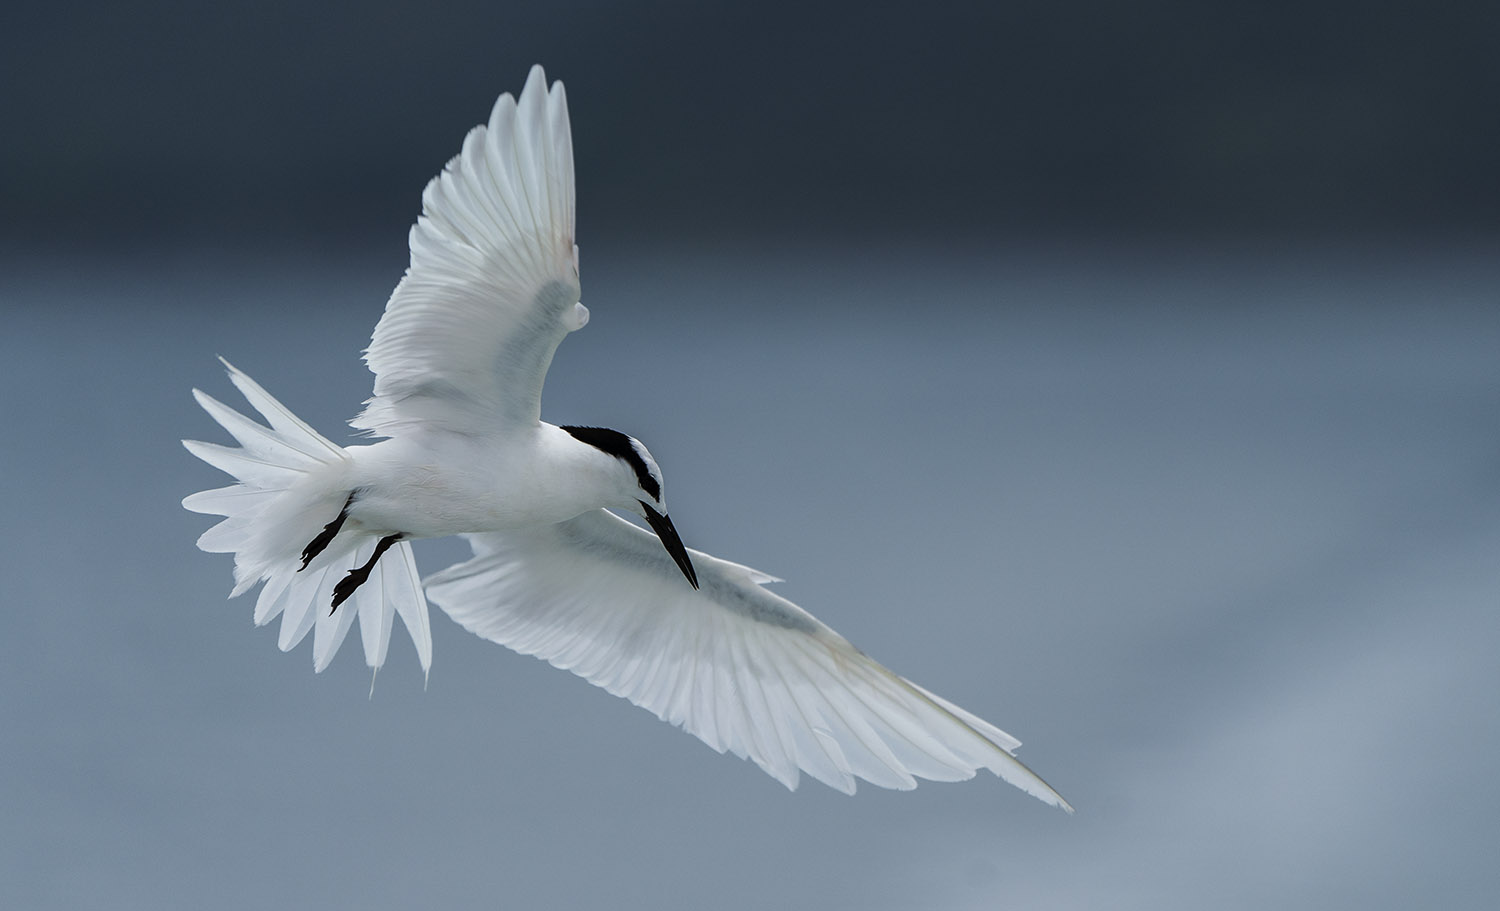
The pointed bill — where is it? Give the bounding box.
[639,501,699,589]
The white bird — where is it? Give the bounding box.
[183,65,1071,809]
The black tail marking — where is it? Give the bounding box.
[330,533,403,613]
[300,492,355,570]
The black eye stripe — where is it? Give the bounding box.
[560,425,661,501]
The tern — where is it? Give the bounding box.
[183,65,1071,809]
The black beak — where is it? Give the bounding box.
[640,501,699,590]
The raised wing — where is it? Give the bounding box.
[354,65,585,438]
[425,510,1071,807]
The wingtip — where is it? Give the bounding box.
[1042,785,1076,814]
[522,64,548,99]
[1013,763,1074,814]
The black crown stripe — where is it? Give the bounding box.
[560,425,661,502]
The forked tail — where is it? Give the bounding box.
[182,359,432,678]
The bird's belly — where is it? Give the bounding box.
[346,438,594,538]
[351,474,587,538]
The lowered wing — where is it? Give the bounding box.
[425,509,1071,807]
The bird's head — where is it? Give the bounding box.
[558,425,698,589]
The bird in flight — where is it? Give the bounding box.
[183,65,1070,809]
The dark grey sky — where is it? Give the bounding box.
[5,1,1498,244]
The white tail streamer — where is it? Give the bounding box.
[183,361,433,678]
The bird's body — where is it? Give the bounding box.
[184,66,1071,810]
[345,425,634,536]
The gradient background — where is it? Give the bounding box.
[4,3,1498,909]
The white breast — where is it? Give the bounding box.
[344,425,624,538]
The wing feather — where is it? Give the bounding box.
[425,510,1071,808]
[355,65,582,437]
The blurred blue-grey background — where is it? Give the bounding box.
[3,3,1498,909]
